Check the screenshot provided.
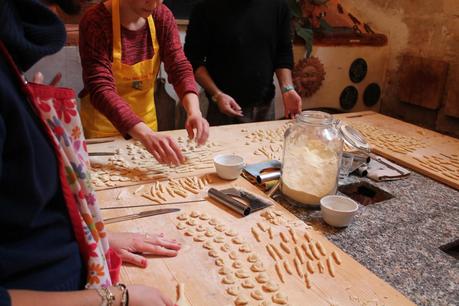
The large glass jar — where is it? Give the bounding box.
[281,111,343,206]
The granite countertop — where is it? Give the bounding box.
[278,172,459,306]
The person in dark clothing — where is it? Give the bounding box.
[0,0,178,305]
[184,0,302,126]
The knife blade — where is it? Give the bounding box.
[101,199,204,210]
[104,208,180,224]
[88,151,115,156]
[86,137,116,145]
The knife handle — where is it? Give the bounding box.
[208,188,251,216]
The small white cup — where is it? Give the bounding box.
[213,154,245,180]
[320,195,359,227]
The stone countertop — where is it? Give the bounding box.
[277,172,459,306]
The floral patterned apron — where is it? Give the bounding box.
[0,41,120,288]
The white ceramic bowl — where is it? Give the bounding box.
[320,195,359,227]
[213,154,245,180]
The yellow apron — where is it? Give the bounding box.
[80,0,160,138]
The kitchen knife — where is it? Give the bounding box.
[103,208,180,224]
[88,151,116,156]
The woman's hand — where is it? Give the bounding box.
[128,285,175,306]
[129,122,185,165]
[108,232,181,268]
[185,113,209,145]
[182,93,210,145]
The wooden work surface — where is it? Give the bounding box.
[98,178,412,306]
[89,114,446,306]
[338,111,459,190]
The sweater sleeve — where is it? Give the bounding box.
[183,2,209,72]
[274,0,294,70]
[154,5,198,99]
[0,288,11,306]
[79,6,142,137]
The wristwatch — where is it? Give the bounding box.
[281,85,295,94]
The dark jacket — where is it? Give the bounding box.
[0,1,84,305]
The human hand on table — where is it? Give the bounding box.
[128,285,176,306]
[185,113,209,145]
[129,122,185,165]
[282,90,302,119]
[108,232,181,268]
[214,93,243,117]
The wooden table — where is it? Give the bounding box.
[92,112,455,306]
[339,111,459,190]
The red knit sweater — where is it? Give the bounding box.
[79,3,197,135]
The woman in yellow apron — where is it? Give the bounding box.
[79,0,209,165]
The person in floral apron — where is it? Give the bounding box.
[0,0,178,305]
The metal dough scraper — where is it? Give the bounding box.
[208,187,273,216]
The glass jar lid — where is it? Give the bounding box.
[336,120,370,153]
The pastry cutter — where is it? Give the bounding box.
[208,187,273,216]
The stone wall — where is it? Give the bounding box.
[341,0,459,137]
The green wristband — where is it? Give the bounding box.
[281,85,295,94]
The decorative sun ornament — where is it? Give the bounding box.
[292,56,326,98]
